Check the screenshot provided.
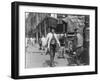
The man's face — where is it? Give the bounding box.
[75,29,79,34]
[51,29,55,33]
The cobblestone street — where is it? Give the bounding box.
[25,44,69,68]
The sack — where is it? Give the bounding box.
[56,43,60,52]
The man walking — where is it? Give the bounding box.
[46,27,60,67]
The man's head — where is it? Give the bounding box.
[75,28,79,34]
[51,28,55,33]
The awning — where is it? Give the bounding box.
[62,16,85,27]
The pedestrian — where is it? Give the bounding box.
[74,29,84,65]
[39,36,42,50]
[41,35,46,51]
[46,27,60,67]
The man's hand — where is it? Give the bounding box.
[58,43,61,48]
[47,47,50,52]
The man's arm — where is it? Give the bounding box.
[55,34,60,47]
[46,33,50,48]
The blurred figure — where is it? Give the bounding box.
[39,36,42,50]
[46,27,60,67]
[30,37,35,46]
[74,29,84,65]
[41,35,46,50]
[25,37,29,48]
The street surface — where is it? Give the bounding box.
[25,44,69,68]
